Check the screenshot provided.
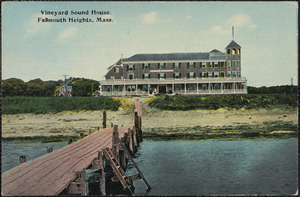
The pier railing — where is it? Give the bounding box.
[2,99,149,196]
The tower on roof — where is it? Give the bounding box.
[226,40,241,62]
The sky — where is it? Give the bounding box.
[2,1,298,87]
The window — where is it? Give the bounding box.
[202,84,207,90]
[128,74,133,80]
[227,72,231,78]
[159,73,166,79]
[174,73,181,79]
[142,85,149,92]
[208,62,212,68]
[111,76,115,80]
[220,72,225,78]
[227,60,231,68]
[232,71,237,78]
[143,73,150,79]
[203,72,208,78]
[237,61,241,67]
[159,63,165,69]
[220,62,225,68]
[114,67,119,73]
[214,84,220,90]
[238,49,240,54]
[188,62,195,69]
[227,49,231,54]
[237,72,241,78]
[214,62,218,68]
[232,61,236,67]
[128,65,134,72]
[143,63,150,70]
[232,49,236,55]
[214,72,219,78]
[174,63,180,69]
[187,84,196,91]
[208,72,213,78]
[188,72,195,79]
[127,85,135,92]
[201,62,206,68]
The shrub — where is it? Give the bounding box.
[148,94,297,111]
[2,96,121,114]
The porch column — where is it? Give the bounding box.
[148,84,150,95]
[135,83,138,95]
[172,83,174,94]
[184,83,187,94]
[196,83,199,94]
[112,85,114,96]
[221,82,223,93]
[209,82,211,93]
[124,84,126,96]
[233,82,236,93]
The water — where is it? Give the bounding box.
[126,139,298,195]
[2,139,298,195]
[1,139,67,172]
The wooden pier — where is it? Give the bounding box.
[2,99,150,196]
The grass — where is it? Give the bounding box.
[148,94,297,110]
[143,121,298,141]
[2,135,80,143]
[2,96,121,114]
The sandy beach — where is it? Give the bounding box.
[2,100,297,139]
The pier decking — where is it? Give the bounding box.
[2,99,148,196]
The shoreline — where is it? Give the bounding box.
[2,106,297,142]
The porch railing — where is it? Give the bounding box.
[100,89,247,97]
[101,77,247,85]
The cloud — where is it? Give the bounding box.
[141,12,158,24]
[186,15,192,20]
[210,25,231,35]
[26,13,52,36]
[226,13,257,30]
[227,13,251,27]
[57,27,78,40]
[247,24,258,30]
[209,13,257,35]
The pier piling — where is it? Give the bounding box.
[102,110,107,129]
[18,155,26,164]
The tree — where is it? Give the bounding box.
[2,78,27,96]
[70,78,100,96]
[42,82,57,96]
[25,78,44,96]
